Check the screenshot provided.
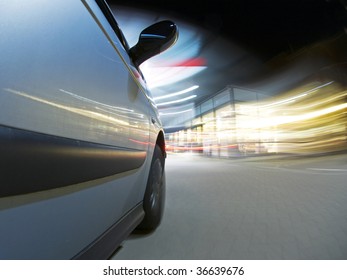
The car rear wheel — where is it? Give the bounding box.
[137,144,165,231]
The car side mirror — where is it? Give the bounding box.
[129,20,178,67]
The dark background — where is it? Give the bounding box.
[109,0,347,60]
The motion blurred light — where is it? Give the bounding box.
[156,95,197,106]
[153,85,199,101]
[159,109,193,116]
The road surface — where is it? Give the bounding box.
[112,153,347,259]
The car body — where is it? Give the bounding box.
[0,0,177,259]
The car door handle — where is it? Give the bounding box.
[151,117,156,124]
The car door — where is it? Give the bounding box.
[0,0,150,259]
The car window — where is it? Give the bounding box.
[96,0,148,81]
[96,0,130,51]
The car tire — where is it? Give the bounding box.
[137,144,166,231]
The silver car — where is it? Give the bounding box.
[0,0,178,259]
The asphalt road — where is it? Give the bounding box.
[112,153,347,259]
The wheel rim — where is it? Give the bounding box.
[149,159,163,211]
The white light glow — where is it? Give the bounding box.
[142,66,207,89]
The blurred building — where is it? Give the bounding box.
[165,34,347,157]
